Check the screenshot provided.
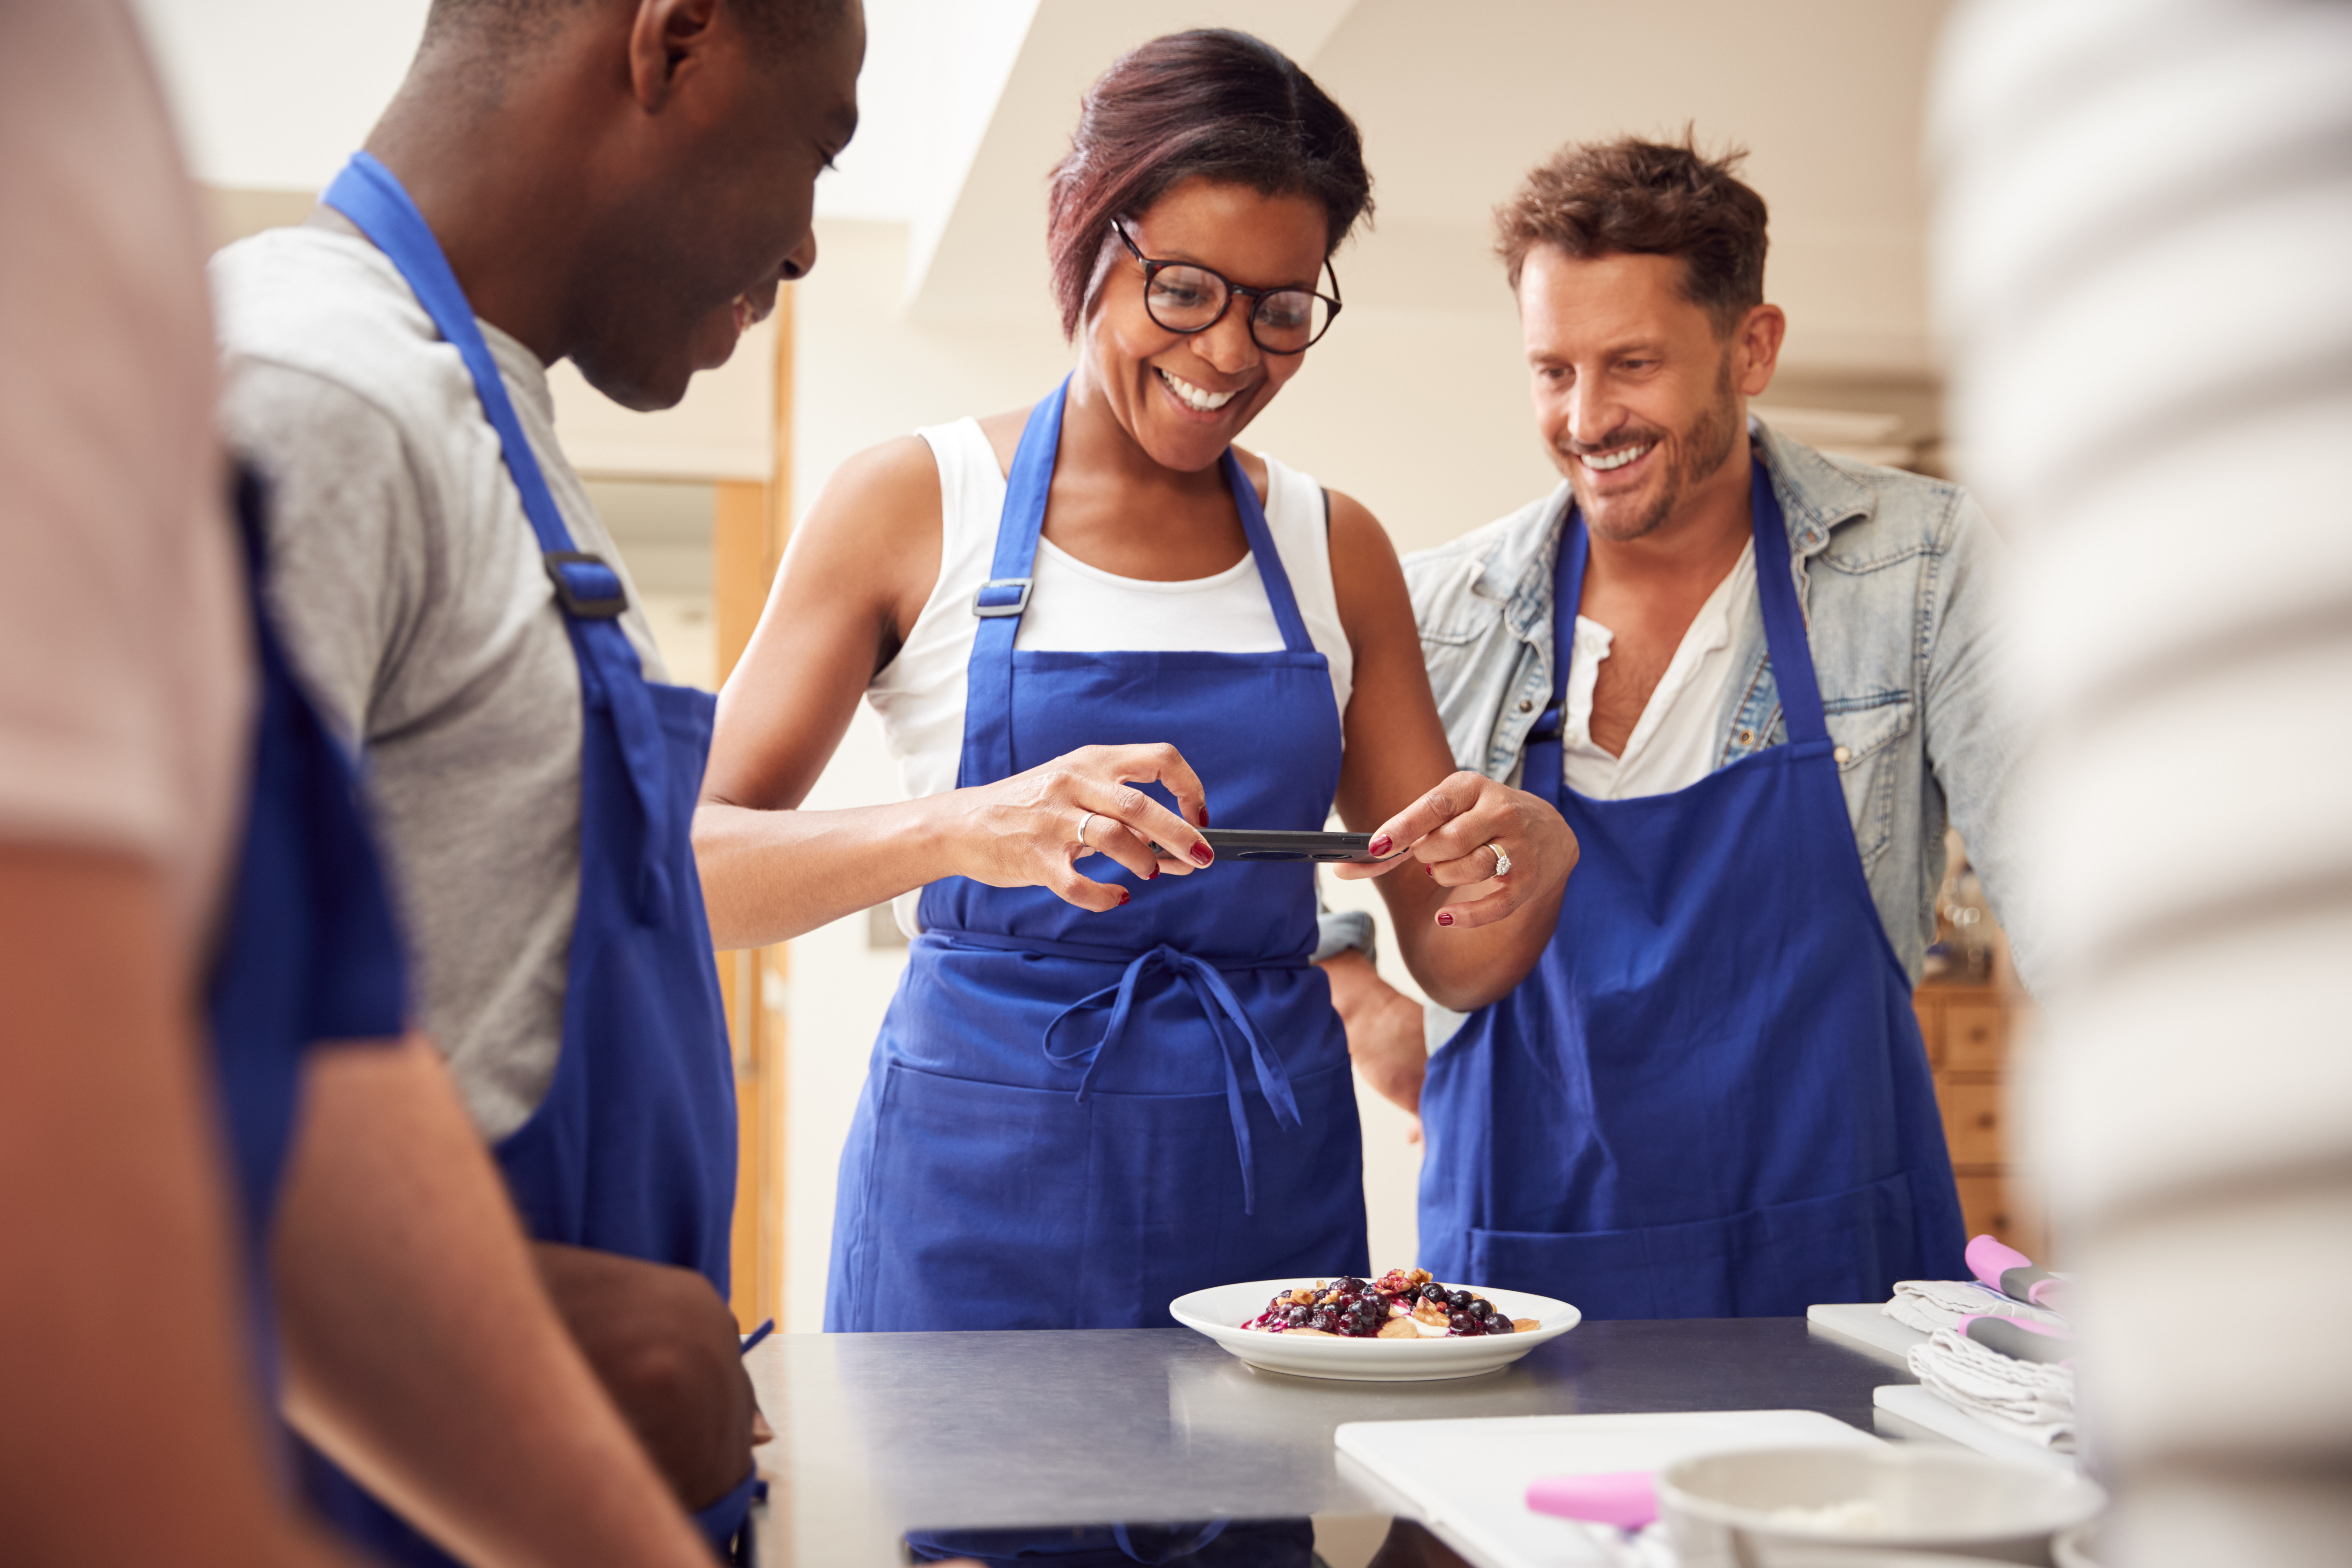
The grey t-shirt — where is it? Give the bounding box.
[211,221,669,1141]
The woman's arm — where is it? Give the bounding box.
[1324,492,1576,1013]
[694,437,1218,950]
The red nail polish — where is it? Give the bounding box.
[1147,866,1160,880]
[1437,910,1455,926]
[1118,888,1130,905]
[1198,807,1211,827]
[1424,864,1434,878]
[1368,834,1392,857]
[1190,843,1214,866]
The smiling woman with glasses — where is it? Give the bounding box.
[693,29,1576,1362]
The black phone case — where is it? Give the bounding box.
[1199,829,1382,863]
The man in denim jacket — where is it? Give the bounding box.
[1324,137,2029,1316]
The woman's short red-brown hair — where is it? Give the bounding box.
[1045,29,1373,340]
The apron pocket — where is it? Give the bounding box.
[1468,1169,1922,1320]
[852,1060,1365,1331]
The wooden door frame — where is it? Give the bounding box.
[713,286,793,1331]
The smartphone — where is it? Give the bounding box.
[1198,828,1391,863]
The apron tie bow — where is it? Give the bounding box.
[1042,942,1303,1214]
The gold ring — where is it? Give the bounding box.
[1488,841,1513,877]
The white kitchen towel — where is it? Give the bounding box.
[1884,1278,2068,1336]
[1907,1326,2077,1451]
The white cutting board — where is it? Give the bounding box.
[1334,1410,1882,1568]
[1806,1302,1929,1367]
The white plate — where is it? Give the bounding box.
[1169,1277,1580,1382]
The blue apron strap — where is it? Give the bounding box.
[1743,455,1832,748]
[1039,943,1302,1214]
[321,153,579,562]
[1526,454,1828,798]
[321,151,680,920]
[1221,447,1315,655]
[689,1468,764,1565]
[1522,510,1588,812]
[956,378,1067,788]
[955,378,1319,787]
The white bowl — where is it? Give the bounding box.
[1168,1276,1579,1382]
[1658,1444,2108,1567]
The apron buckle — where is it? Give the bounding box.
[972,576,1033,617]
[544,551,628,620]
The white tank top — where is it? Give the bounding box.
[870,418,1354,934]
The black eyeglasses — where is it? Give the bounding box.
[1109,218,1343,354]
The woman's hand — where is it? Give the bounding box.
[1334,770,1577,931]
[947,742,1218,913]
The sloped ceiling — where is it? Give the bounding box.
[914,0,1953,378]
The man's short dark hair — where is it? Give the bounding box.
[423,0,849,56]
[1494,132,1768,336]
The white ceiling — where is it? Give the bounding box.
[138,0,1953,385]
[911,0,1955,376]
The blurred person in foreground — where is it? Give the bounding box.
[0,4,754,1566]
[208,0,868,1560]
[1325,137,2033,1318]
[1934,0,2352,1560]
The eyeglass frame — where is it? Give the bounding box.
[1108,217,1344,354]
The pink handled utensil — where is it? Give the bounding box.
[1967,1233,2069,1314]
[1526,1470,1656,1529]
[1528,1472,1656,1568]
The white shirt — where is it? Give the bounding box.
[869,417,1353,934]
[1561,540,1756,798]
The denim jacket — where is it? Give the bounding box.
[1338,416,2033,995]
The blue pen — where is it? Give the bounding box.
[739,1318,775,1356]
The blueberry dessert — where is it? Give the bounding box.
[1240,1268,1539,1339]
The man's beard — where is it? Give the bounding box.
[1570,355,1742,544]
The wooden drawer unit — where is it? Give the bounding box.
[1913,998,1944,1070]
[1938,1079,2006,1169]
[1943,1002,2007,1073]
[1914,980,2047,1262]
[1954,1174,2046,1263]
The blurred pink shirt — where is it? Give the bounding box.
[0,0,246,951]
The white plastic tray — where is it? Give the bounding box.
[1335,1410,1882,1568]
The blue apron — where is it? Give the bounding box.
[825,379,1367,1335]
[211,465,409,1387]
[301,152,755,1562]
[1417,460,1965,1318]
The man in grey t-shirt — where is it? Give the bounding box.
[214,0,866,1541]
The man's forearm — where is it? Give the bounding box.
[0,849,363,1568]
[272,1035,713,1568]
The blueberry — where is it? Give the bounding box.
[1488,1315,1514,1333]
[1288,1305,1311,1325]
[1448,1289,1474,1310]
[1420,1282,1448,1303]
[1311,1308,1336,1331]
[1448,1311,1474,1333]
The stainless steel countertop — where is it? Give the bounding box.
[744,1319,1907,1565]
